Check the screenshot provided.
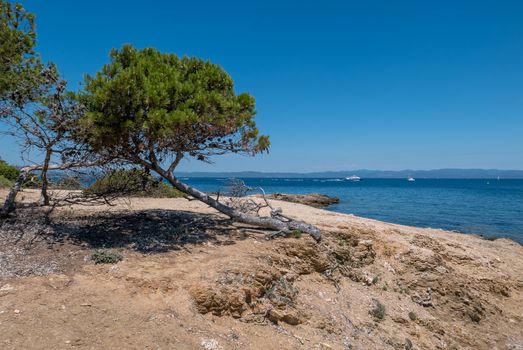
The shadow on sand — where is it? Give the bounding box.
[2,208,248,254]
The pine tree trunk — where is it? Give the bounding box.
[155,168,321,241]
[38,148,53,206]
[1,170,29,217]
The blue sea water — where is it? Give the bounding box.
[181,177,523,243]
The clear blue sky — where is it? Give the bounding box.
[2,0,522,172]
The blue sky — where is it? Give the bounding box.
[1,0,522,172]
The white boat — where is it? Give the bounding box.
[407,177,415,182]
[346,175,361,181]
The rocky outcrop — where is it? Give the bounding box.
[260,193,340,208]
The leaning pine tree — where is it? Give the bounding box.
[78,45,321,241]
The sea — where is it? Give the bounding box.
[180,177,523,244]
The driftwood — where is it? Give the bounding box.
[2,162,322,242]
[152,166,322,241]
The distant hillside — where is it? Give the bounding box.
[176,169,523,179]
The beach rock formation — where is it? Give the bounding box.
[259,193,340,208]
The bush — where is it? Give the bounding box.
[408,311,417,321]
[85,169,184,198]
[148,182,185,198]
[50,176,83,190]
[91,251,123,264]
[370,299,386,320]
[22,174,42,189]
[0,160,20,181]
[0,175,13,188]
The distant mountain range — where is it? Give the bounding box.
[176,169,523,179]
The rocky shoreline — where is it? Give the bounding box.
[258,193,340,208]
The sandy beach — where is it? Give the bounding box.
[0,189,522,349]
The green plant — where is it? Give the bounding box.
[0,160,20,181]
[370,300,386,320]
[85,169,184,198]
[51,176,83,190]
[22,174,42,189]
[149,182,185,198]
[292,229,302,238]
[78,45,269,163]
[91,251,123,264]
[0,175,13,188]
[408,311,417,321]
[0,0,42,103]
[336,233,348,246]
[372,276,379,285]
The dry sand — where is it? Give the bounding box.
[0,189,522,349]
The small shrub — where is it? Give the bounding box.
[0,160,20,181]
[91,251,123,264]
[22,174,42,189]
[0,175,13,188]
[51,176,83,190]
[292,229,302,239]
[336,234,348,246]
[148,182,185,198]
[372,276,379,285]
[263,276,298,306]
[85,169,184,198]
[408,311,417,321]
[370,299,386,320]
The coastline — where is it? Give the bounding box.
[179,177,523,243]
[5,188,518,245]
[1,189,522,349]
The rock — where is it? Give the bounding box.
[46,275,73,290]
[412,288,433,307]
[384,262,396,274]
[0,284,15,297]
[201,339,221,350]
[362,273,375,286]
[266,309,303,325]
[359,240,373,247]
[282,312,302,325]
[469,311,482,323]
[267,308,285,322]
[392,315,409,324]
[259,193,340,208]
[435,266,448,274]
